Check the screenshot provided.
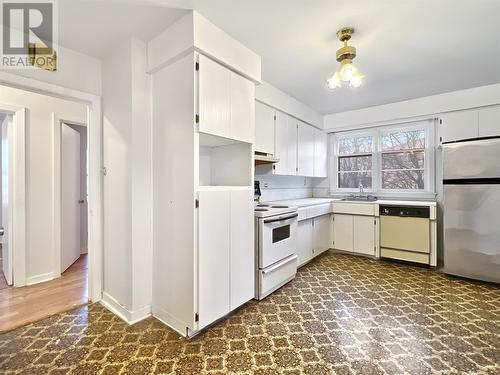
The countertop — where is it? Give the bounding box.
[266,197,437,207]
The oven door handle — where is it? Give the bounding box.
[263,213,298,224]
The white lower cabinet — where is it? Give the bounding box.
[333,214,375,256]
[353,215,376,256]
[198,189,254,329]
[297,214,333,267]
[333,214,354,252]
[297,219,313,266]
[313,214,331,257]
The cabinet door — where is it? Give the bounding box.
[255,101,275,155]
[230,72,255,143]
[440,110,478,143]
[313,214,332,257]
[287,116,298,175]
[297,121,315,176]
[313,129,328,177]
[333,214,353,252]
[274,111,288,175]
[353,215,375,256]
[198,55,231,139]
[198,191,230,329]
[230,190,254,310]
[297,219,313,267]
[478,105,500,138]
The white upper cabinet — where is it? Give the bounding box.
[198,55,231,139]
[478,105,500,138]
[255,101,275,155]
[230,71,255,143]
[297,121,315,177]
[274,111,288,175]
[198,54,254,143]
[287,116,298,175]
[313,128,328,178]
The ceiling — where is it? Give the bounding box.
[58,0,500,115]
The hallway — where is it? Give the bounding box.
[0,255,88,332]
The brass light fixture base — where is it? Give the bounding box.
[335,27,356,62]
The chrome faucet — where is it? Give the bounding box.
[359,183,364,195]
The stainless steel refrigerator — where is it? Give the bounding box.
[443,137,500,283]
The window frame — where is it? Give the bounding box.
[330,120,435,197]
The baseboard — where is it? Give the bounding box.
[101,292,151,325]
[152,306,187,336]
[26,271,54,285]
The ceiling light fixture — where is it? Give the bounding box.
[327,27,363,90]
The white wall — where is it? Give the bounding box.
[255,174,313,202]
[1,45,102,96]
[324,83,500,131]
[256,81,323,128]
[0,85,87,283]
[102,37,152,318]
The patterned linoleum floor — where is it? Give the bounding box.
[1,252,499,375]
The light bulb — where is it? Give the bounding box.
[349,73,363,88]
[327,71,341,89]
[340,63,356,82]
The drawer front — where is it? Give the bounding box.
[332,203,374,216]
[381,248,429,264]
[380,216,430,253]
[307,203,332,219]
[258,255,297,299]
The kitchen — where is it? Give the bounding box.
[1,1,499,374]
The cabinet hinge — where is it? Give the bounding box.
[195,199,199,208]
[439,119,442,124]
[102,166,107,176]
[195,62,199,71]
[195,114,199,124]
[296,167,298,172]
[374,218,376,225]
[274,114,276,121]
[195,313,199,322]
[272,164,276,171]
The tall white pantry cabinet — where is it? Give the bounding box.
[150,12,261,337]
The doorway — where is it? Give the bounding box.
[61,123,88,274]
[0,112,13,290]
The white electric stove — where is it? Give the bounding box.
[254,203,298,299]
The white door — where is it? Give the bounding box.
[230,190,254,310]
[297,219,313,267]
[1,116,12,284]
[440,110,478,143]
[198,55,231,139]
[353,215,376,256]
[313,214,331,257]
[230,72,254,143]
[297,121,314,176]
[313,129,328,177]
[198,190,230,329]
[274,110,288,175]
[333,214,353,252]
[287,116,298,175]
[61,124,81,273]
[255,101,275,155]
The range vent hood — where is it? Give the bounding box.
[254,152,279,165]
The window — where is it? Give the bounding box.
[337,134,373,189]
[331,120,434,195]
[381,129,425,190]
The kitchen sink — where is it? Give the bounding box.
[341,195,378,202]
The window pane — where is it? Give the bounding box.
[339,155,372,172]
[382,151,424,170]
[338,136,372,154]
[382,130,425,151]
[338,172,372,189]
[382,170,424,190]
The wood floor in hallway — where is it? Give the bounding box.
[0,254,88,333]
